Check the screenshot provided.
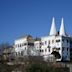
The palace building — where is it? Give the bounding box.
[14,17,71,61]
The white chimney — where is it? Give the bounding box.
[49,17,57,36]
[59,18,66,36]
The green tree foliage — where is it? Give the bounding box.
[51,51,61,59]
[0,57,70,72]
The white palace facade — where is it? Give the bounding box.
[14,17,71,61]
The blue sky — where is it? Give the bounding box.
[0,0,72,44]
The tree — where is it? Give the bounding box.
[51,51,61,59]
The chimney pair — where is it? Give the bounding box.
[50,17,66,36]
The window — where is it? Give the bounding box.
[67,48,68,51]
[67,52,68,55]
[18,52,20,56]
[62,39,64,42]
[45,41,47,44]
[28,43,34,46]
[48,45,50,48]
[58,48,60,50]
[42,42,44,45]
[21,51,23,56]
[25,47,26,50]
[40,49,41,52]
[41,50,44,52]
[48,46,51,52]
[67,40,69,43]
[40,46,41,48]
[20,44,21,47]
[40,49,44,52]
[49,48,50,52]
[40,43,42,45]
[24,43,27,45]
[49,40,50,44]
[16,52,17,56]
[56,40,60,42]
[52,40,54,43]
[62,47,64,51]
[45,49,47,52]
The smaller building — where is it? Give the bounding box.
[14,35,34,57]
[2,46,15,61]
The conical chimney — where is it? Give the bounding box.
[59,18,66,36]
[49,17,57,35]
